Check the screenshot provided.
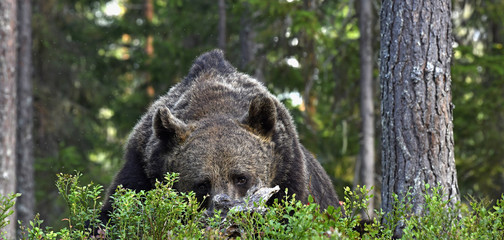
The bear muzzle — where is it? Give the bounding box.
[204,185,280,219]
[205,193,240,218]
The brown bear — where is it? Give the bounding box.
[99,49,341,223]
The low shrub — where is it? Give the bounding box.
[1,173,503,239]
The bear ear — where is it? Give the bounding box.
[153,106,188,143]
[241,94,277,139]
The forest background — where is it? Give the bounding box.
[6,0,504,228]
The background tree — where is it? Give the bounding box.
[16,0,35,233]
[239,1,254,70]
[218,0,226,49]
[0,0,18,238]
[380,0,460,236]
[356,0,375,219]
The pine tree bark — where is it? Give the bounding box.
[16,0,34,233]
[357,0,375,219]
[0,0,18,238]
[380,0,460,236]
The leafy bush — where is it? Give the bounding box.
[402,184,504,239]
[2,173,504,239]
[1,193,21,239]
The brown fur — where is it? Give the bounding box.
[99,49,341,223]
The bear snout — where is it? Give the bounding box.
[208,193,238,217]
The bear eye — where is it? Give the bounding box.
[235,176,248,186]
[196,180,211,192]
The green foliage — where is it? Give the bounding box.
[451,0,504,200]
[105,173,205,239]
[56,172,104,238]
[18,214,59,240]
[3,173,502,239]
[224,189,345,239]
[0,193,21,237]
[401,186,504,239]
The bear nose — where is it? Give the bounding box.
[207,193,235,217]
[213,193,233,210]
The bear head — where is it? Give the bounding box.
[150,93,278,214]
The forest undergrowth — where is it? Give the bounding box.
[1,173,503,239]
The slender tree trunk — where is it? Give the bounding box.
[302,0,318,133]
[357,0,375,219]
[145,0,155,97]
[144,0,153,58]
[239,1,254,70]
[218,0,226,50]
[380,0,459,237]
[0,0,18,238]
[16,0,34,233]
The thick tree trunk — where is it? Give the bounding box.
[380,0,460,236]
[357,0,375,219]
[0,0,18,238]
[218,0,226,50]
[16,0,35,232]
